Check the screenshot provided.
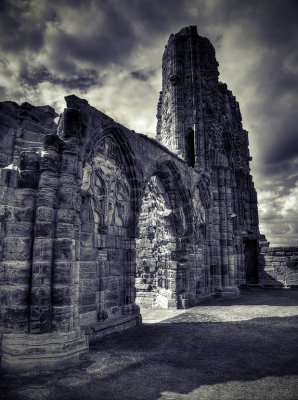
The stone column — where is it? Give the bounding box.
[0,166,33,333]
[226,169,238,292]
[51,147,79,332]
[1,115,88,371]
[210,166,239,297]
[219,167,239,296]
[30,138,59,333]
[218,167,229,288]
[210,167,222,290]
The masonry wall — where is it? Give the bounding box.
[259,246,298,287]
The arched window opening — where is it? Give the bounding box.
[185,128,195,167]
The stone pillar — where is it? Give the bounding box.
[0,167,33,333]
[30,140,59,333]
[1,116,88,371]
[211,166,239,297]
[210,167,222,290]
[52,149,78,332]
[218,167,229,288]
[219,168,239,296]
[226,169,239,294]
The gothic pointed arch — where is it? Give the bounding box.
[135,158,194,309]
[82,126,143,235]
[145,158,194,236]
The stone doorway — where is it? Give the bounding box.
[135,175,180,309]
[243,239,258,283]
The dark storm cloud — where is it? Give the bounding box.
[48,1,137,67]
[19,64,101,91]
[0,0,56,52]
[118,0,203,37]
[265,118,298,165]
[131,69,155,82]
[0,0,297,246]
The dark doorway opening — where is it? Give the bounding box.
[243,239,258,283]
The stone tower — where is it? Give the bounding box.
[157,26,265,295]
[156,26,218,168]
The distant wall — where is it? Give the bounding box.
[259,247,298,287]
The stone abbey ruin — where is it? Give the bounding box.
[0,26,297,370]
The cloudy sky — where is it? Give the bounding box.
[0,0,297,246]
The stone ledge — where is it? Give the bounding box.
[1,329,89,371]
[215,286,241,297]
[85,315,142,343]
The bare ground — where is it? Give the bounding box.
[1,287,298,400]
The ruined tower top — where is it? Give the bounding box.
[156,26,220,169]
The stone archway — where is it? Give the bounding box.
[78,132,141,328]
[135,161,193,309]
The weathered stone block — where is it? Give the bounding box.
[60,152,78,174]
[36,206,53,222]
[39,172,60,189]
[5,221,33,236]
[53,262,72,284]
[4,306,29,330]
[14,207,35,223]
[109,262,121,276]
[81,222,94,233]
[40,150,59,172]
[80,232,94,247]
[53,238,75,262]
[19,151,40,171]
[51,306,73,331]
[56,208,74,223]
[56,222,74,238]
[13,189,36,208]
[18,170,39,189]
[0,261,31,284]
[0,169,18,188]
[80,278,96,292]
[1,286,29,306]
[80,293,96,306]
[33,238,53,261]
[31,287,51,306]
[80,246,96,261]
[31,262,51,287]
[35,221,53,237]
[30,305,51,323]
[38,187,56,207]
[52,287,73,306]
[2,237,32,261]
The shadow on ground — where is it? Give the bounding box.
[1,288,298,400]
